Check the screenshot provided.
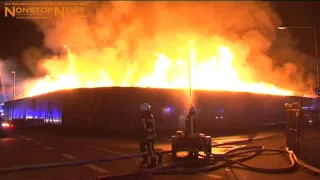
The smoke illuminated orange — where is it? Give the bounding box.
[24,41,293,98]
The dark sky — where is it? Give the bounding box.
[0,1,320,79]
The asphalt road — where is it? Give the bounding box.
[0,131,319,180]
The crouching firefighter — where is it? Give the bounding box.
[139,103,157,167]
[185,105,199,136]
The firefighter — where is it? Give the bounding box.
[139,103,157,167]
[185,105,199,136]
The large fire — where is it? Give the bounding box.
[24,41,293,98]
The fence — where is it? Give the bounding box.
[285,100,320,168]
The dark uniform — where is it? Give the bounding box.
[185,106,199,136]
[185,106,201,157]
[139,103,157,167]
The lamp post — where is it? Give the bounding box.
[0,75,6,102]
[277,26,319,88]
[11,71,15,120]
[11,71,15,100]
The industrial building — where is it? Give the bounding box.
[3,87,316,134]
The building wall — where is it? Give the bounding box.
[4,93,62,124]
[59,88,188,131]
[3,87,315,132]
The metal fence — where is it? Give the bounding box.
[285,100,320,168]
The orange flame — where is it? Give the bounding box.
[25,42,293,97]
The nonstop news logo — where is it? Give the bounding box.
[4,1,88,19]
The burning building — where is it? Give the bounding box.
[3,2,317,134]
[3,87,316,135]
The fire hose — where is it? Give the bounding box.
[0,134,319,179]
[92,146,298,180]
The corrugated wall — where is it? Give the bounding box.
[3,87,316,132]
[4,93,62,124]
[59,88,188,132]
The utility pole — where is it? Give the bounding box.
[11,71,15,120]
[0,75,6,102]
[12,71,15,99]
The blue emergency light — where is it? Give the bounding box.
[163,106,172,114]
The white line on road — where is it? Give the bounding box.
[61,153,76,159]
[34,141,41,145]
[26,138,32,141]
[85,164,110,174]
[85,144,129,156]
[45,146,55,151]
[85,144,141,163]
[60,152,110,174]
[205,173,224,179]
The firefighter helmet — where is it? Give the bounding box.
[189,105,196,114]
[140,103,151,111]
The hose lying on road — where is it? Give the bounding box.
[89,135,319,180]
[93,145,298,180]
[0,151,171,173]
[211,133,284,147]
[1,134,278,174]
[290,148,320,174]
[1,133,319,179]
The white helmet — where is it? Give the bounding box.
[189,105,196,114]
[140,103,151,111]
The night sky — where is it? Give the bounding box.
[0,1,320,85]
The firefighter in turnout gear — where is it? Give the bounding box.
[184,105,201,158]
[185,105,199,136]
[139,103,157,167]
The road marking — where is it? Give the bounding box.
[85,144,128,156]
[26,138,32,141]
[45,146,55,151]
[60,151,110,174]
[61,153,76,159]
[205,173,224,179]
[34,141,41,145]
[85,164,110,174]
[85,144,141,163]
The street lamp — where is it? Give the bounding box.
[11,71,16,100]
[277,26,319,87]
[277,26,288,30]
[0,75,6,102]
[11,71,15,120]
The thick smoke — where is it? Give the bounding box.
[21,47,47,77]
[28,1,314,94]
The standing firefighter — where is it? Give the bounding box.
[139,103,157,167]
[185,105,199,136]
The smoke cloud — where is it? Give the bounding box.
[25,1,314,95]
[21,47,47,77]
